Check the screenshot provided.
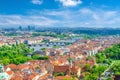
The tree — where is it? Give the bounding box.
[0,44,34,65]
[40,48,46,50]
[54,72,65,77]
[32,54,39,59]
[2,58,10,65]
[84,64,91,72]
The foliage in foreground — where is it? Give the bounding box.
[84,43,120,79]
[0,44,48,65]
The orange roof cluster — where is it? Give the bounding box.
[5,60,53,80]
[54,76,78,80]
[6,70,13,75]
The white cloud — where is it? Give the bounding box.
[92,14,100,21]
[0,15,58,26]
[78,8,119,27]
[57,0,82,7]
[31,0,42,5]
[0,8,120,28]
[79,8,93,14]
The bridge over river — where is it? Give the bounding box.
[28,37,83,51]
[28,40,74,51]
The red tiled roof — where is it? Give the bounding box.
[54,65,79,74]
[18,64,28,70]
[29,73,38,80]
[54,76,72,80]
[54,66,69,73]
[7,64,18,70]
[6,70,13,75]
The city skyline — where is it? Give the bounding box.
[0,0,120,28]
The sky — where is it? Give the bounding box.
[0,0,120,28]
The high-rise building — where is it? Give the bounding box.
[28,26,31,31]
[19,26,22,31]
[27,26,35,31]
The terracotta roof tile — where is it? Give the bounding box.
[6,70,13,75]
